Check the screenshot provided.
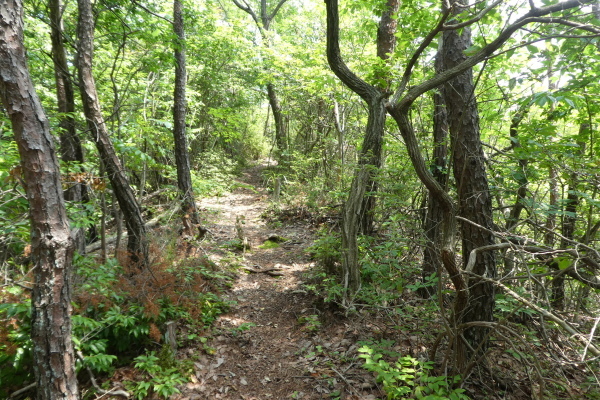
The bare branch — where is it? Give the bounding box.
[324,0,380,102]
[527,17,600,34]
[464,271,600,357]
[268,0,289,23]
[232,0,261,27]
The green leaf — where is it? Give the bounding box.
[464,45,481,56]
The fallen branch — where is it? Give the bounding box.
[242,267,284,276]
[9,382,36,398]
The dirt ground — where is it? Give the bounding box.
[174,162,384,400]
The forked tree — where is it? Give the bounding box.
[324,0,398,299]
[326,0,599,369]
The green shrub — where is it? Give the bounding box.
[126,349,190,399]
[0,252,232,396]
[358,344,470,400]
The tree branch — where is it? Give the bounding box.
[442,0,503,30]
[392,9,451,104]
[463,271,600,357]
[526,17,600,34]
[391,0,596,110]
[268,0,289,24]
[131,0,172,24]
[324,0,381,103]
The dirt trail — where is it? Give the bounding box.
[176,162,381,400]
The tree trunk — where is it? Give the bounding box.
[76,0,149,267]
[173,0,201,235]
[357,0,399,236]
[0,2,79,398]
[442,13,496,350]
[551,125,587,309]
[420,41,449,298]
[324,0,393,297]
[49,0,89,253]
[505,102,531,230]
[232,0,289,164]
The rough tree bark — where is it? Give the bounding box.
[173,0,201,235]
[49,0,89,253]
[442,4,497,350]
[76,0,149,267]
[324,0,397,297]
[0,1,79,398]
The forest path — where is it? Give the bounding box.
[176,161,380,400]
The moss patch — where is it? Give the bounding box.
[258,240,281,249]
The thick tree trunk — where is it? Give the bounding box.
[76,0,148,267]
[49,0,88,253]
[388,104,468,368]
[357,0,399,236]
[442,17,496,350]
[340,97,387,293]
[0,2,79,399]
[173,0,200,234]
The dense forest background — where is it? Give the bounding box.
[1,0,600,398]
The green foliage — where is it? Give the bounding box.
[126,349,190,400]
[192,150,242,197]
[0,131,29,260]
[298,314,322,333]
[0,293,33,397]
[0,252,231,394]
[258,239,281,249]
[358,344,469,400]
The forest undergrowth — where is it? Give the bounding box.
[1,161,599,400]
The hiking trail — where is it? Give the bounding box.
[175,162,382,400]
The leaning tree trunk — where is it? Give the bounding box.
[76,0,148,267]
[49,0,89,253]
[173,0,201,235]
[442,11,496,351]
[0,2,79,399]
